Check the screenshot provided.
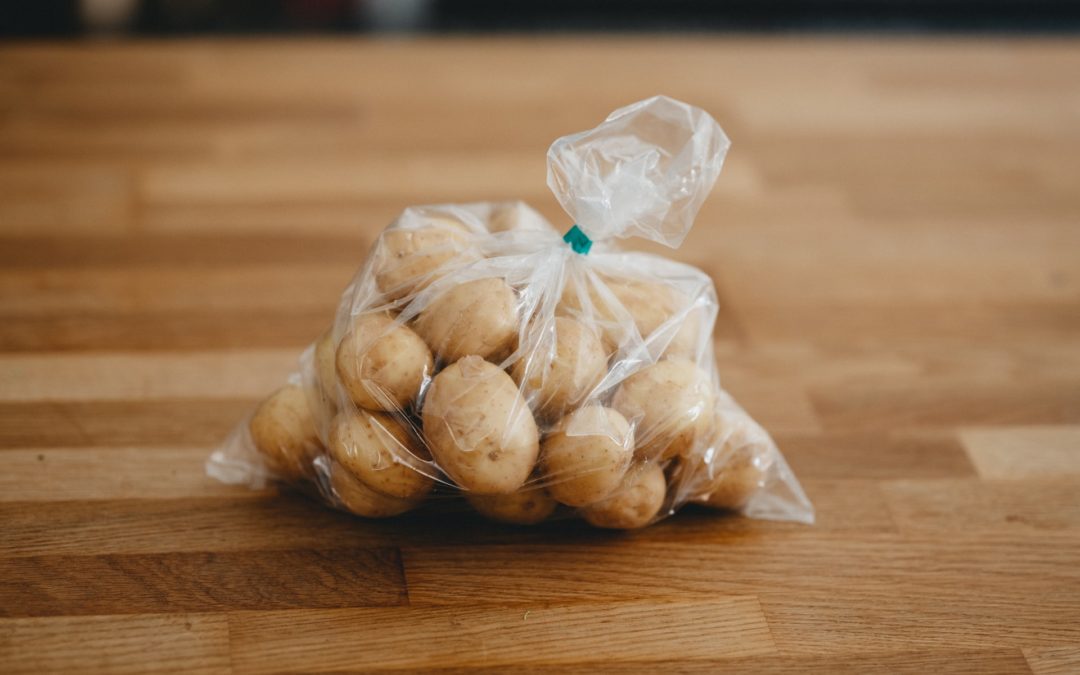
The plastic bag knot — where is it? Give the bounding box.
[562,225,593,255]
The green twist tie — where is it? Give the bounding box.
[562,224,592,255]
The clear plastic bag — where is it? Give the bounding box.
[208,96,813,528]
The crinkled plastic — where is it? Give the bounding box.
[547,96,730,249]
[208,96,813,528]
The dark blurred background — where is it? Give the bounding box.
[4,0,1080,37]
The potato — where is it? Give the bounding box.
[541,406,633,507]
[422,356,540,494]
[414,277,519,364]
[328,410,433,500]
[466,486,557,525]
[314,330,338,400]
[611,358,716,461]
[488,202,550,233]
[329,461,423,518]
[580,461,667,529]
[690,421,774,511]
[559,276,700,357]
[609,280,702,358]
[556,274,620,348]
[248,384,321,481]
[373,218,471,300]
[696,452,767,510]
[510,317,607,420]
[668,306,704,359]
[336,313,433,412]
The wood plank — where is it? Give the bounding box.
[881,477,1080,534]
[0,351,295,402]
[811,380,1080,431]
[736,41,1080,135]
[355,650,1032,674]
[0,235,370,268]
[0,309,331,351]
[11,83,360,127]
[780,479,895,532]
[0,447,262,502]
[0,117,213,163]
[714,340,922,387]
[1024,646,1080,675]
[753,135,1080,220]
[138,155,544,207]
[0,497,375,558]
[0,264,353,315]
[0,480,889,558]
[227,599,776,672]
[140,201,407,235]
[761,588,1080,653]
[0,549,406,617]
[0,399,252,449]
[741,302,1080,350]
[713,218,1080,307]
[0,613,230,675]
[401,534,1080,604]
[726,340,1080,387]
[0,164,132,235]
[775,431,976,480]
[961,426,1080,479]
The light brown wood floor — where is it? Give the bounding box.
[1,37,1079,674]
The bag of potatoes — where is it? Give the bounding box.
[208,96,813,529]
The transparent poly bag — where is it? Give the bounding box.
[208,96,813,528]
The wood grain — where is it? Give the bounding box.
[401,535,1080,604]
[0,308,336,351]
[962,426,1080,479]
[0,447,257,501]
[759,588,1080,653]
[228,599,775,672]
[350,650,1039,674]
[0,549,407,617]
[0,614,230,674]
[1,37,1079,672]
[881,478,1080,534]
[0,351,296,401]
[775,430,977,480]
[0,399,252,448]
[1024,646,1080,675]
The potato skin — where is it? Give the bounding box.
[422,356,540,494]
[373,219,471,300]
[329,461,423,518]
[688,420,774,511]
[414,277,519,364]
[336,313,433,412]
[611,358,716,461]
[542,406,633,507]
[556,274,619,350]
[466,487,557,525]
[248,384,321,481]
[559,276,700,357]
[696,453,766,510]
[510,317,607,420]
[609,280,700,358]
[580,461,667,529]
[488,202,550,233]
[328,410,433,500]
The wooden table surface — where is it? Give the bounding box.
[1,37,1079,674]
